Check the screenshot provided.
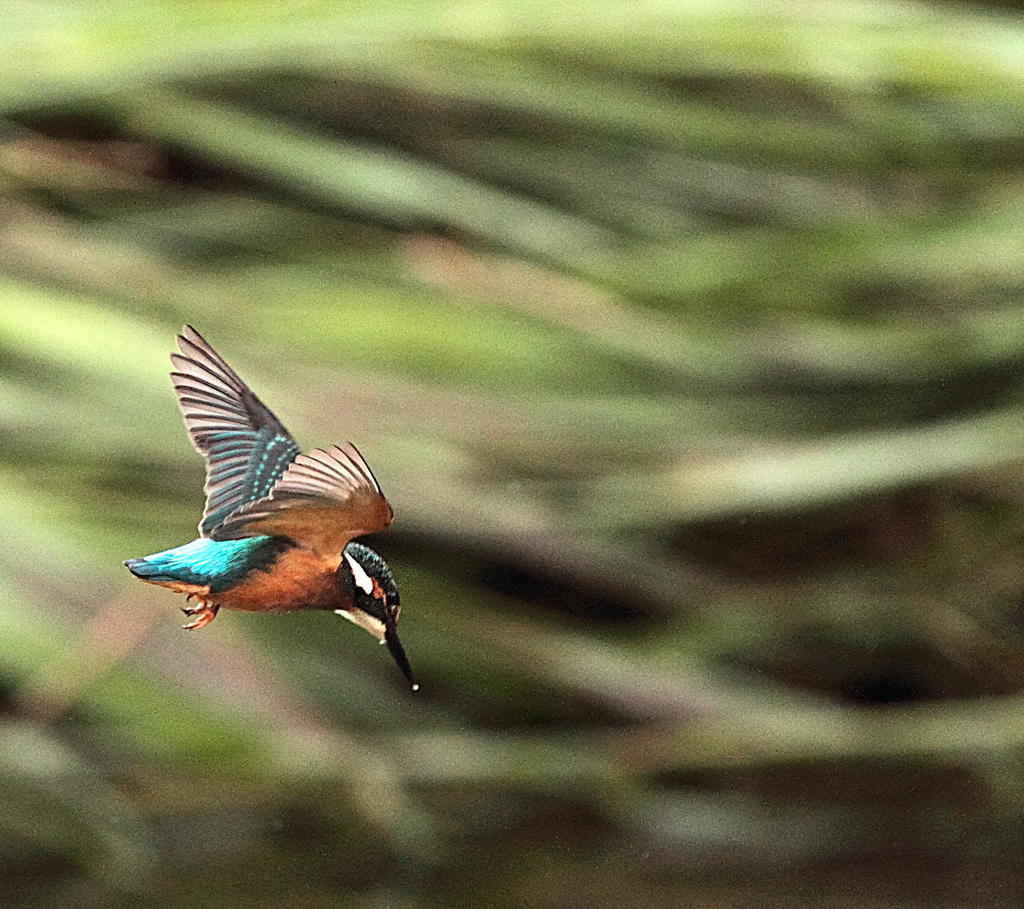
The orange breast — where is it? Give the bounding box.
[210,546,339,613]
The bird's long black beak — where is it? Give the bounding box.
[381,603,418,691]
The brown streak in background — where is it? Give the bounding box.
[14,594,162,723]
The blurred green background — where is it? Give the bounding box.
[6,1,1024,906]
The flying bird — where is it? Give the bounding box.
[124,326,416,689]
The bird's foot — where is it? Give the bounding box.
[181,602,218,630]
[181,593,206,615]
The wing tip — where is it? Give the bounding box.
[175,325,225,366]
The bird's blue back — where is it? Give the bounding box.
[125,536,288,592]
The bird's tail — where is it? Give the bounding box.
[123,556,178,583]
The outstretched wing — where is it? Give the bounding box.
[171,325,300,537]
[209,443,393,562]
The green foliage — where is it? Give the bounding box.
[4,1,1024,905]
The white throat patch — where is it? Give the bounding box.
[335,608,386,641]
[344,551,374,595]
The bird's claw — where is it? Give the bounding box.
[181,603,218,630]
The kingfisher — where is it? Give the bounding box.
[124,326,417,689]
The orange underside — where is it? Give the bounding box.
[140,547,339,613]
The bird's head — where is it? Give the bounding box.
[336,541,417,690]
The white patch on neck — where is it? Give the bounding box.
[335,608,385,641]
[344,551,374,595]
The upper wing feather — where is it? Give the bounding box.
[209,443,393,560]
[170,325,300,536]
